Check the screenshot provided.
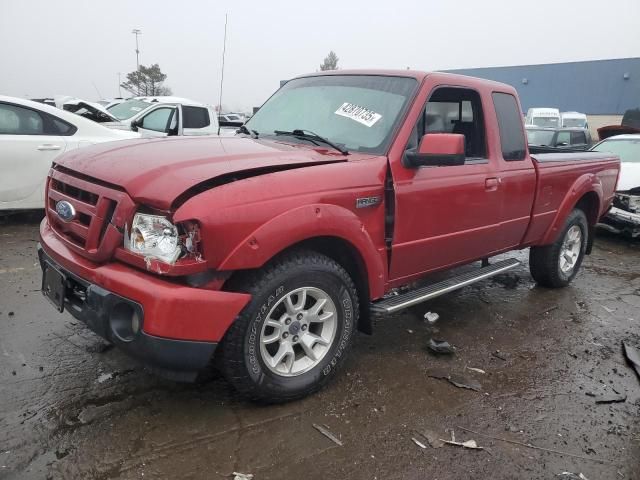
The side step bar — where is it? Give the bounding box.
[371,258,521,314]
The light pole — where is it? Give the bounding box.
[132,28,142,70]
[117,72,122,97]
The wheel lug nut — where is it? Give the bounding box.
[283,332,289,339]
[301,324,307,331]
[285,318,291,325]
[297,313,303,320]
[293,335,299,342]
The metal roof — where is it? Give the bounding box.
[445,58,640,115]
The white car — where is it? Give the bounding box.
[104,96,222,137]
[0,95,139,211]
[591,134,640,237]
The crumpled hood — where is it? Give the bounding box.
[618,162,640,191]
[55,136,347,209]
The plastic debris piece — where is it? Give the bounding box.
[411,437,427,449]
[557,473,589,480]
[594,393,626,404]
[418,429,444,448]
[312,423,343,446]
[96,373,113,384]
[427,338,455,355]
[601,305,615,314]
[424,311,439,324]
[467,367,486,374]
[440,430,483,450]
[623,341,640,380]
[232,473,254,480]
[492,350,507,361]
[427,369,482,392]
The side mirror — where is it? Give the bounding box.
[131,119,141,132]
[404,133,466,168]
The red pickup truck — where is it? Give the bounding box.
[39,71,620,402]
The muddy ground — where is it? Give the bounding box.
[1,214,639,480]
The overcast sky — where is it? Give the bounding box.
[1,0,638,112]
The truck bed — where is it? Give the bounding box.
[531,151,614,163]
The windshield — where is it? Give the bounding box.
[563,118,586,128]
[107,99,152,120]
[591,138,640,163]
[246,75,417,154]
[531,116,559,128]
[526,129,556,145]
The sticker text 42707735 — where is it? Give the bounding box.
[335,102,382,127]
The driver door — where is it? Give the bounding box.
[135,105,180,137]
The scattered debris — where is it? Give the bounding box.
[424,311,439,324]
[557,473,589,480]
[623,341,640,380]
[594,393,626,404]
[492,350,507,361]
[232,473,254,480]
[411,437,427,449]
[8,311,14,317]
[427,338,455,355]
[457,426,614,465]
[440,430,483,450]
[427,369,481,392]
[601,305,615,314]
[415,429,445,449]
[96,373,113,384]
[312,423,343,446]
[539,305,559,315]
[466,367,486,374]
[407,329,414,334]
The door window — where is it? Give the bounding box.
[0,103,44,134]
[183,106,210,128]
[408,87,487,160]
[140,107,175,132]
[492,93,526,161]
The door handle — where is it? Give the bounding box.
[37,144,62,151]
[485,177,501,191]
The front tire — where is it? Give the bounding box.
[218,250,359,403]
[529,209,588,288]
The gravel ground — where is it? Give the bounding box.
[1,213,639,480]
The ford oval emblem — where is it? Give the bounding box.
[56,200,76,222]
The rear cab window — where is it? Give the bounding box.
[183,106,210,129]
[492,93,526,161]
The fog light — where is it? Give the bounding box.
[109,302,141,342]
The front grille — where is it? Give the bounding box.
[47,168,135,261]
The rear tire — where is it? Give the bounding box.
[529,209,588,288]
[218,250,359,403]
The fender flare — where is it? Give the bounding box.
[540,173,603,245]
[217,203,386,299]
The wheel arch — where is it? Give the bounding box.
[540,174,603,249]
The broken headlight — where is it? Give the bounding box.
[127,213,181,264]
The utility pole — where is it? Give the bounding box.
[132,28,142,70]
[117,72,122,97]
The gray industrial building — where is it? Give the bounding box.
[446,57,640,137]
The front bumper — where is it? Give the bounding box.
[599,207,640,238]
[39,219,251,380]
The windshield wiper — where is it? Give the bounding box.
[274,129,349,155]
[237,124,259,139]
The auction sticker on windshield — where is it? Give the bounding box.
[335,102,382,127]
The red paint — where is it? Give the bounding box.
[418,133,465,155]
[40,70,620,345]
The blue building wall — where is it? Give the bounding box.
[445,58,640,115]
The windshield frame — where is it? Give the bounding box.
[246,74,420,155]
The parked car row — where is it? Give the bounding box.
[0,96,138,211]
